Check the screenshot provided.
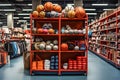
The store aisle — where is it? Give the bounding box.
[0,51,120,80]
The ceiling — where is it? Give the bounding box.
[0,0,118,28]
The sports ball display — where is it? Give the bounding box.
[67,10,75,18]
[53,4,62,13]
[65,5,74,12]
[61,43,68,51]
[75,7,86,18]
[44,2,53,11]
[37,28,43,34]
[48,28,54,34]
[36,5,44,12]
[39,11,45,18]
[32,11,39,18]
[50,11,58,18]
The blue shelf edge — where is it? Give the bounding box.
[89,50,120,69]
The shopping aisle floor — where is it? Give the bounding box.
[0,51,120,80]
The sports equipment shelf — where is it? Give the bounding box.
[30,15,88,75]
[89,9,120,69]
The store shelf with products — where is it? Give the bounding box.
[30,14,88,75]
[0,30,8,67]
[89,9,120,69]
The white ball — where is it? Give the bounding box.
[46,45,52,50]
[69,29,73,34]
[53,40,58,45]
[74,29,79,34]
[78,30,83,34]
[53,45,58,50]
[46,40,51,45]
[65,5,74,12]
[50,43,54,47]
[39,43,45,50]
[74,46,79,50]
[83,29,86,34]
[64,30,69,34]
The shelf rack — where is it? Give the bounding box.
[30,15,88,75]
[88,9,120,69]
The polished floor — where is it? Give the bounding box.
[0,51,120,80]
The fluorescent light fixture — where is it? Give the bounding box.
[28,4,32,6]
[103,9,113,11]
[92,4,108,6]
[4,9,16,11]
[13,17,19,19]
[23,17,30,19]
[23,9,32,11]
[67,4,74,6]
[0,4,12,6]
[87,13,97,15]
[85,9,96,11]
[18,13,30,15]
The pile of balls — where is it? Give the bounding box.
[34,38,58,51]
[32,2,86,18]
[63,56,87,70]
[32,2,62,18]
[61,25,85,34]
[61,41,86,51]
[37,23,58,34]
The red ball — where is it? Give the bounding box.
[43,29,48,34]
[75,7,86,18]
[53,4,62,12]
[61,43,68,51]
[37,28,43,34]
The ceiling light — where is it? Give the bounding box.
[0,4,12,6]
[87,13,97,15]
[18,13,30,15]
[103,9,114,11]
[28,4,32,6]
[4,9,16,11]
[85,9,96,11]
[92,4,108,6]
[13,17,19,19]
[23,17,30,19]
[23,9,32,11]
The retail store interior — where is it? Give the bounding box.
[0,0,120,80]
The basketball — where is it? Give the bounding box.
[67,10,75,18]
[53,4,62,13]
[48,28,54,34]
[32,11,39,18]
[61,43,68,51]
[44,2,53,11]
[37,28,43,34]
[36,5,44,12]
[75,7,86,18]
[39,11,45,18]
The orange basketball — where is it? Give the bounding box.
[75,7,86,18]
[67,10,75,18]
[44,2,53,11]
[48,28,54,34]
[36,5,44,12]
[39,11,45,18]
[32,11,39,18]
[61,43,68,51]
[37,28,43,34]
[53,4,62,13]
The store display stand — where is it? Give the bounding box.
[30,15,88,75]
